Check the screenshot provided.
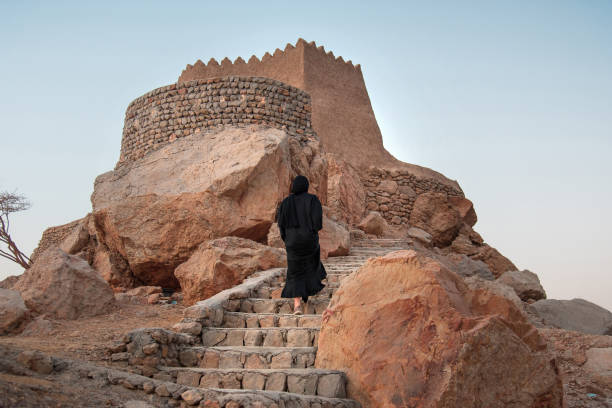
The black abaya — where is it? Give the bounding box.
[277,189,326,302]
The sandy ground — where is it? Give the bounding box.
[541,328,612,407]
[0,301,184,364]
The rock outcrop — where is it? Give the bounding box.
[471,244,518,278]
[531,298,612,335]
[316,250,563,407]
[407,227,433,246]
[445,224,517,278]
[13,247,115,320]
[409,192,462,246]
[319,216,350,259]
[357,212,388,236]
[0,289,29,335]
[91,126,325,288]
[92,243,136,289]
[326,156,366,224]
[174,236,287,305]
[497,269,546,302]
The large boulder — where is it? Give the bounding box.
[449,224,483,256]
[448,196,477,227]
[446,224,516,278]
[326,155,366,224]
[531,298,612,335]
[92,243,136,289]
[357,211,388,236]
[471,244,517,278]
[0,289,29,335]
[91,126,326,288]
[316,250,563,407]
[319,216,350,259]
[434,252,494,281]
[174,236,287,305]
[407,227,433,246]
[13,247,115,320]
[497,270,546,302]
[409,192,462,247]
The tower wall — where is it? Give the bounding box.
[179,39,394,169]
[119,76,313,165]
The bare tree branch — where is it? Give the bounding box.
[0,191,32,269]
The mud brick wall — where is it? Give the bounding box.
[118,76,314,166]
[362,168,464,225]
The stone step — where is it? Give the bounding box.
[202,327,319,348]
[324,269,357,276]
[250,284,338,299]
[326,274,350,285]
[351,243,410,249]
[222,312,321,329]
[233,297,330,315]
[323,256,370,262]
[323,263,363,268]
[161,367,347,398]
[323,266,361,270]
[132,371,360,408]
[188,346,318,369]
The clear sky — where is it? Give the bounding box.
[1,1,610,310]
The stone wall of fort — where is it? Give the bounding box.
[179,39,397,170]
[119,76,314,165]
[30,218,83,262]
[362,168,464,225]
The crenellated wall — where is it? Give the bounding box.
[179,39,397,170]
[362,168,464,225]
[119,76,314,165]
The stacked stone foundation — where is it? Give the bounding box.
[119,76,314,166]
[362,168,464,226]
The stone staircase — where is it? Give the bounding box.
[111,238,411,407]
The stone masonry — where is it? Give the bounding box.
[30,218,83,262]
[362,168,464,226]
[109,238,411,407]
[179,39,399,170]
[119,76,314,166]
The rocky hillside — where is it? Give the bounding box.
[1,40,611,407]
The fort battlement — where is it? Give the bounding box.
[178,39,394,169]
[179,39,362,85]
[117,39,463,225]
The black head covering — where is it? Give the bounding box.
[291,175,309,195]
[278,176,309,228]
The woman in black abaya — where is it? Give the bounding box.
[277,175,326,315]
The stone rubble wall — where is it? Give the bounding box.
[30,218,83,262]
[362,168,464,226]
[119,76,314,166]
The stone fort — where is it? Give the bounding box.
[119,38,463,226]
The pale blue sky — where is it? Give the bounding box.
[1,1,611,310]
